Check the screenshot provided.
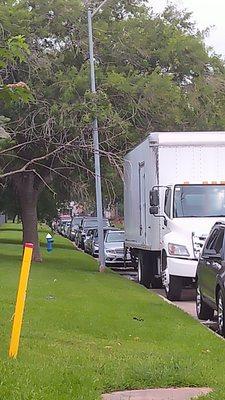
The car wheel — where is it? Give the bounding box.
[217,290,225,337]
[165,275,182,301]
[196,285,214,320]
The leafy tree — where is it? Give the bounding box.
[1,0,225,261]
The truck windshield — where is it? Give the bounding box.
[174,185,225,218]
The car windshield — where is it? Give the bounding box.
[83,219,109,228]
[174,185,225,218]
[106,231,125,243]
[72,218,82,226]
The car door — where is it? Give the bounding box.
[208,227,225,302]
[200,227,224,302]
[199,228,219,299]
[92,229,98,254]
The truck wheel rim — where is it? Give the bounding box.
[196,287,201,315]
[218,294,224,334]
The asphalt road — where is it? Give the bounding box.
[151,288,197,317]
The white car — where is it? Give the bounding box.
[104,230,132,267]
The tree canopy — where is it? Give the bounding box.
[1,0,225,259]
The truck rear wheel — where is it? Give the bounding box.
[137,251,162,289]
[165,275,182,301]
[151,276,163,289]
[137,252,151,288]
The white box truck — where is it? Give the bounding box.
[124,132,225,300]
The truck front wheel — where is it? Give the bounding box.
[165,275,182,301]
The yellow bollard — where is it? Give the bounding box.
[9,243,33,358]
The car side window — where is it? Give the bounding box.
[204,228,225,256]
[204,229,219,254]
[164,188,172,218]
[94,229,98,238]
[214,229,225,256]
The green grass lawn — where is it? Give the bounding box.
[0,224,224,399]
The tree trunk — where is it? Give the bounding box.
[20,194,42,262]
[12,172,43,262]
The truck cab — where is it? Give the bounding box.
[151,183,225,300]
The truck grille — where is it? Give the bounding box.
[192,233,207,259]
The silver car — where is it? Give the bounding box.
[85,227,115,256]
[104,230,132,266]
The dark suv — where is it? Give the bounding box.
[196,221,225,336]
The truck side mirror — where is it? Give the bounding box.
[150,189,159,206]
[149,206,159,215]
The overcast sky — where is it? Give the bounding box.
[150,0,225,57]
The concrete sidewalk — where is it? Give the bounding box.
[102,387,212,400]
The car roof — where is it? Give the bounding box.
[83,216,108,220]
[90,227,118,231]
[212,221,225,228]
[105,229,124,234]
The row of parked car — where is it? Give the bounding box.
[55,215,132,267]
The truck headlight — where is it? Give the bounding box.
[168,243,190,257]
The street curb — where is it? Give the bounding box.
[156,293,224,341]
[102,387,212,400]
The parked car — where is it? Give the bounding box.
[196,221,225,336]
[57,218,71,235]
[85,227,117,256]
[77,217,110,249]
[67,216,83,241]
[64,223,72,238]
[104,229,132,266]
[61,221,71,237]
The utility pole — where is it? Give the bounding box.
[87,8,105,272]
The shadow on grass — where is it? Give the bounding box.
[0,237,74,251]
[39,242,75,250]
[0,238,22,245]
[43,254,99,273]
[0,253,22,264]
[0,227,22,232]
